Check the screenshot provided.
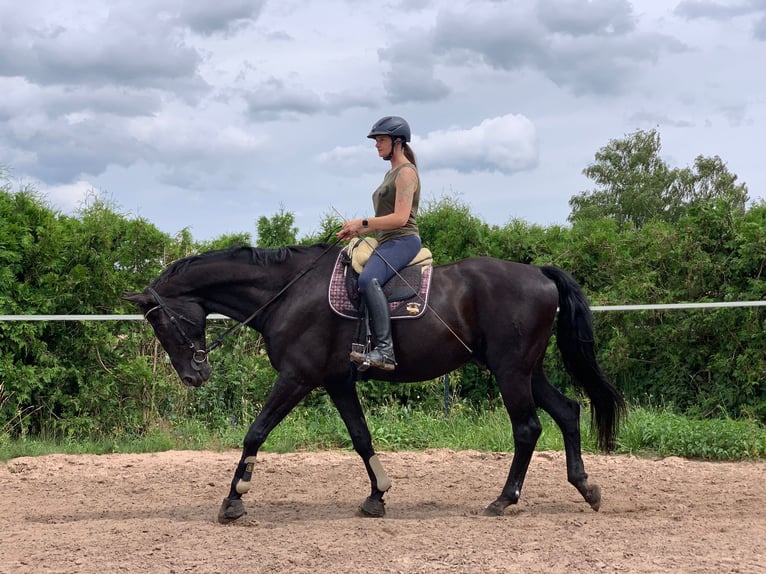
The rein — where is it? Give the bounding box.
[148,239,342,361]
[206,240,340,352]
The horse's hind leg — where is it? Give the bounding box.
[532,365,601,510]
[325,373,391,518]
[484,368,542,516]
[218,374,313,524]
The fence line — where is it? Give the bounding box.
[1,300,765,321]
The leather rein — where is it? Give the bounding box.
[144,240,341,368]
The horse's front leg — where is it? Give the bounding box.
[326,373,392,517]
[218,374,312,524]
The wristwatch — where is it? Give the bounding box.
[362,219,369,228]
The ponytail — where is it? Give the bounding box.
[402,142,417,167]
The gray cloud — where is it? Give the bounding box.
[432,9,548,72]
[243,78,325,120]
[628,111,695,128]
[674,0,764,20]
[382,66,450,104]
[243,78,377,120]
[6,116,147,182]
[0,81,164,121]
[428,2,685,96]
[0,9,206,94]
[543,33,687,95]
[536,0,636,36]
[755,15,766,39]
[178,0,265,36]
[378,35,451,103]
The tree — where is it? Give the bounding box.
[569,129,749,229]
[672,155,749,215]
[298,212,343,245]
[256,206,298,247]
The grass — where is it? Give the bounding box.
[1,404,765,463]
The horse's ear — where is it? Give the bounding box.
[123,291,150,306]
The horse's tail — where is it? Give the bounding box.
[540,265,626,452]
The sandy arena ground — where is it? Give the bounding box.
[1,449,764,573]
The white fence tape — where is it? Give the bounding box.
[0,314,230,321]
[1,301,764,321]
[590,301,766,311]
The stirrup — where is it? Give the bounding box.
[350,343,372,371]
[350,348,396,372]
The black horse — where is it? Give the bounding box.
[124,243,625,523]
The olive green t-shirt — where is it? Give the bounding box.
[372,163,420,244]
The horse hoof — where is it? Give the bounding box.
[482,500,507,516]
[585,484,601,511]
[358,496,386,518]
[217,497,247,524]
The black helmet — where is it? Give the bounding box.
[367,116,411,143]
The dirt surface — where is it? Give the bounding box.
[1,449,764,574]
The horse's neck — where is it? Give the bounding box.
[184,252,320,322]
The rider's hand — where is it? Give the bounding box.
[336,219,364,241]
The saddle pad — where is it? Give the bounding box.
[328,249,432,320]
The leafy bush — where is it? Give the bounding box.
[1,149,765,442]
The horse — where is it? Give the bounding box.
[124,243,625,523]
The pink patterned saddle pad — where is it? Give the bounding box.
[328,248,433,320]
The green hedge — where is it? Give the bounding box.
[1,176,764,439]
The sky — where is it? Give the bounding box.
[1,0,765,241]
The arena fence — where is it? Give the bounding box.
[2,301,763,417]
[2,300,765,322]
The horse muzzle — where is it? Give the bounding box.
[180,355,212,387]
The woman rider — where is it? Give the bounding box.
[336,116,422,371]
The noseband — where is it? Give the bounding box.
[145,287,208,371]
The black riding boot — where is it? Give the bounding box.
[351,278,396,371]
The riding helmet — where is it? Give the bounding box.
[367,116,411,143]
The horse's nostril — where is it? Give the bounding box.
[182,376,198,387]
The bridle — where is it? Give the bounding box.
[143,239,341,368]
[145,287,209,371]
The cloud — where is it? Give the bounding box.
[674,0,765,21]
[243,77,325,120]
[628,111,695,128]
[429,2,685,95]
[39,179,95,212]
[432,7,547,72]
[178,0,265,36]
[0,4,206,93]
[674,2,766,44]
[379,36,451,103]
[317,114,538,175]
[1,88,266,184]
[243,77,378,119]
[536,0,636,36]
[418,114,538,173]
[755,15,766,39]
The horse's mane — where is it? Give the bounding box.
[151,244,329,286]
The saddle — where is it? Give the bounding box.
[328,239,433,320]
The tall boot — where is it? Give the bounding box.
[350,278,396,371]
